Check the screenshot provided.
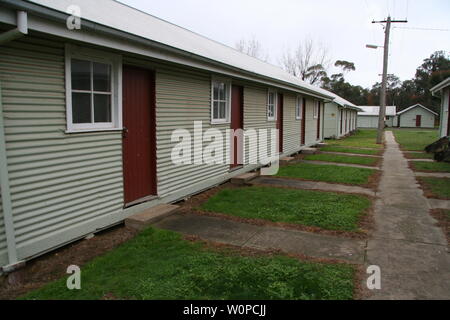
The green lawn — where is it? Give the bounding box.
[276,162,377,185]
[417,177,450,199]
[391,129,439,151]
[23,228,355,300]
[404,152,434,159]
[411,161,450,173]
[201,186,371,232]
[304,154,379,166]
[320,145,382,155]
[326,129,382,149]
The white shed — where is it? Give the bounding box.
[431,77,450,137]
[323,93,361,139]
[357,106,397,128]
[394,104,437,128]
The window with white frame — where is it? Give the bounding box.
[313,100,320,119]
[267,90,277,121]
[296,96,303,120]
[65,45,122,132]
[211,79,231,123]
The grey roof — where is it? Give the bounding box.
[430,77,450,94]
[324,91,362,111]
[396,104,438,116]
[357,106,397,116]
[25,0,333,100]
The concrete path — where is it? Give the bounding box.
[251,176,376,197]
[414,172,450,178]
[301,160,380,170]
[365,131,450,300]
[320,151,381,158]
[154,213,366,263]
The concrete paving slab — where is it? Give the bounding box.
[427,199,450,210]
[414,172,450,178]
[230,172,259,185]
[154,213,365,263]
[301,148,318,154]
[301,160,380,170]
[319,151,381,158]
[244,227,366,263]
[251,176,376,197]
[125,204,180,230]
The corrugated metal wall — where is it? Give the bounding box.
[323,103,338,139]
[154,67,230,197]
[282,94,301,154]
[0,36,124,262]
[397,107,435,128]
[0,193,6,267]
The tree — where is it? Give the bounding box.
[280,38,331,85]
[235,36,269,62]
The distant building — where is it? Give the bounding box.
[394,104,437,128]
[357,106,397,128]
[431,77,450,137]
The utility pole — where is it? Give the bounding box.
[372,17,407,144]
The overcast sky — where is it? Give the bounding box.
[118,0,450,89]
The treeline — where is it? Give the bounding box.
[322,51,450,113]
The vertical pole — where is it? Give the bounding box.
[377,16,391,144]
[0,82,19,268]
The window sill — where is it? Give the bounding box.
[210,121,230,125]
[65,127,124,134]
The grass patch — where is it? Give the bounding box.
[304,154,378,166]
[417,177,450,199]
[411,161,450,173]
[430,209,450,245]
[276,162,376,185]
[320,145,381,155]
[391,129,439,151]
[201,186,371,232]
[327,129,382,149]
[404,152,434,159]
[22,228,355,300]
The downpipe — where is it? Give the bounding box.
[0,10,28,45]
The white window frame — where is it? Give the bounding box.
[313,100,320,119]
[296,96,303,120]
[267,90,277,121]
[65,44,122,133]
[211,78,231,124]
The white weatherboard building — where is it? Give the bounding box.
[357,106,397,128]
[0,0,353,271]
[323,93,361,139]
[394,104,437,128]
[431,77,450,137]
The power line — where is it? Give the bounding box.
[393,26,449,32]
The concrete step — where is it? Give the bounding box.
[125,204,180,231]
[315,143,327,147]
[301,147,318,155]
[280,156,295,165]
[230,172,259,185]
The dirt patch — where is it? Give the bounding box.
[178,182,375,240]
[430,209,450,245]
[416,177,450,200]
[0,224,138,300]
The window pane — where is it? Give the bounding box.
[94,94,112,122]
[93,62,111,92]
[219,83,226,101]
[213,101,219,119]
[72,92,92,123]
[268,93,273,105]
[71,59,91,90]
[213,82,219,100]
[219,101,226,119]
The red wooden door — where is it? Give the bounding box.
[345,110,348,133]
[301,98,306,145]
[122,65,156,205]
[230,85,243,168]
[277,94,283,153]
[316,101,321,140]
[340,109,343,134]
[416,115,422,127]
